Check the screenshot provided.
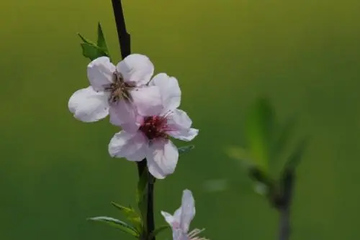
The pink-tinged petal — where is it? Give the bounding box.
[161,203,182,229]
[146,140,179,179]
[173,207,183,224]
[173,229,189,240]
[150,73,181,114]
[167,109,192,130]
[109,100,139,132]
[169,128,199,142]
[68,86,109,122]
[108,131,147,161]
[180,189,196,233]
[87,57,116,91]
[167,109,198,141]
[116,54,154,85]
[131,86,162,116]
[161,211,175,225]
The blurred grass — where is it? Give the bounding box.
[1,0,360,240]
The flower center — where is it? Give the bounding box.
[104,71,134,103]
[139,116,168,140]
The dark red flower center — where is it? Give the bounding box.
[139,116,168,140]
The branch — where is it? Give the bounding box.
[111,0,155,240]
[277,170,295,240]
[110,1,155,239]
[111,0,131,59]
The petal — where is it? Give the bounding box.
[169,128,199,142]
[163,205,182,228]
[131,86,162,116]
[173,229,189,240]
[180,189,196,233]
[150,73,181,114]
[173,207,182,223]
[87,57,115,91]
[161,211,175,225]
[146,140,179,179]
[68,86,109,122]
[108,131,147,161]
[167,109,192,130]
[117,54,154,85]
[166,109,198,141]
[109,100,139,132]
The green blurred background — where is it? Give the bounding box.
[1,0,360,239]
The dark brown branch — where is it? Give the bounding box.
[111,0,131,59]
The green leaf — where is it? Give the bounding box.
[245,97,275,171]
[97,23,106,49]
[149,225,171,239]
[249,166,272,186]
[77,23,111,61]
[111,203,140,219]
[111,202,142,232]
[79,42,107,61]
[78,33,94,45]
[88,216,139,237]
[272,117,297,159]
[285,137,308,171]
[96,22,110,56]
[178,145,195,154]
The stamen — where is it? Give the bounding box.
[139,116,169,140]
[163,110,174,118]
[104,71,134,103]
[188,229,208,240]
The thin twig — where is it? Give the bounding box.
[279,205,290,240]
[111,0,131,59]
[277,170,295,240]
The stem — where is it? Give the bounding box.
[137,161,156,240]
[147,175,156,240]
[277,170,295,240]
[137,160,147,177]
[278,205,290,240]
[111,0,131,59]
[110,1,155,238]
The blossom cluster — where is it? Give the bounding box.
[68,54,198,179]
[68,54,206,240]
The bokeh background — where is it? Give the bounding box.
[1,0,360,239]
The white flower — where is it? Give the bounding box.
[108,73,199,179]
[161,190,207,240]
[68,54,161,130]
